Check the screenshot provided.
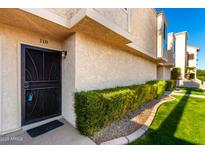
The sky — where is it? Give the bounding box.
[156,8,205,69]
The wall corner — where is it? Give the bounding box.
[0,35,2,134]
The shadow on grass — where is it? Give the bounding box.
[131,90,195,145]
[183,87,204,95]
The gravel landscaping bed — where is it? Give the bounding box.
[90,96,172,144]
[90,95,174,144]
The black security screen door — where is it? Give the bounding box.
[21,44,62,126]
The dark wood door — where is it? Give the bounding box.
[21,44,62,126]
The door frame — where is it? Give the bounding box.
[21,44,62,126]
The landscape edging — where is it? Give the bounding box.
[100,94,176,145]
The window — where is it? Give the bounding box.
[188,54,195,60]
[163,23,167,54]
[172,39,176,59]
[163,23,166,41]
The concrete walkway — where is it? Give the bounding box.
[171,92,205,99]
[0,119,95,145]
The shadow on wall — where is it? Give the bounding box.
[131,90,195,145]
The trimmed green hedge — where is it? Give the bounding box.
[165,80,176,91]
[171,67,182,80]
[74,80,176,136]
[190,73,195,79]
[146,80,166,98]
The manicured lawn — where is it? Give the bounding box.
[175,88,205,95]
[130,95,205,144]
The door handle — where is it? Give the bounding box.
[24,82,30,89]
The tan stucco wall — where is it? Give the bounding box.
[168,33,174,51]
[93,8,128,31]
[175,32,187,79]
[45,8,158,58]
[157,13,168,59]
[164,67,171,80]
[0,23,63,134]
[167,32,175,64]
[157,66,171,80]
[75,32,157,91]
[46,8,129,32]
[62,34,76,126]
[130,9,157,57]
[157,13,163,58]
[187,46,197,68]
[46,8,81,20]
[157,66,163,80]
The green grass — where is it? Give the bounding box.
[175,88,205,96]
[130,95,205,145]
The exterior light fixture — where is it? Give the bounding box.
[61,50,67,58]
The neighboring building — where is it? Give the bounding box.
[174,31,188,79]
[187,45,200,78]
[170,31,200,79]
[157,24,177,80]
[0,8,174,135]
[167,32,176,66]
[156,13,174,80]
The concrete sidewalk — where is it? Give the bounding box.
[0,119,95,145]
[171,92,205,99]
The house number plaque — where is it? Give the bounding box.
[40,39,48,44]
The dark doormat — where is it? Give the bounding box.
[27,120,64,138]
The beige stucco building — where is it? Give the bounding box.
[187,45,200,78]
[156,13,174,80]
[169,31,200,79]
[174,31,188,78]
[0,8,174,135]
